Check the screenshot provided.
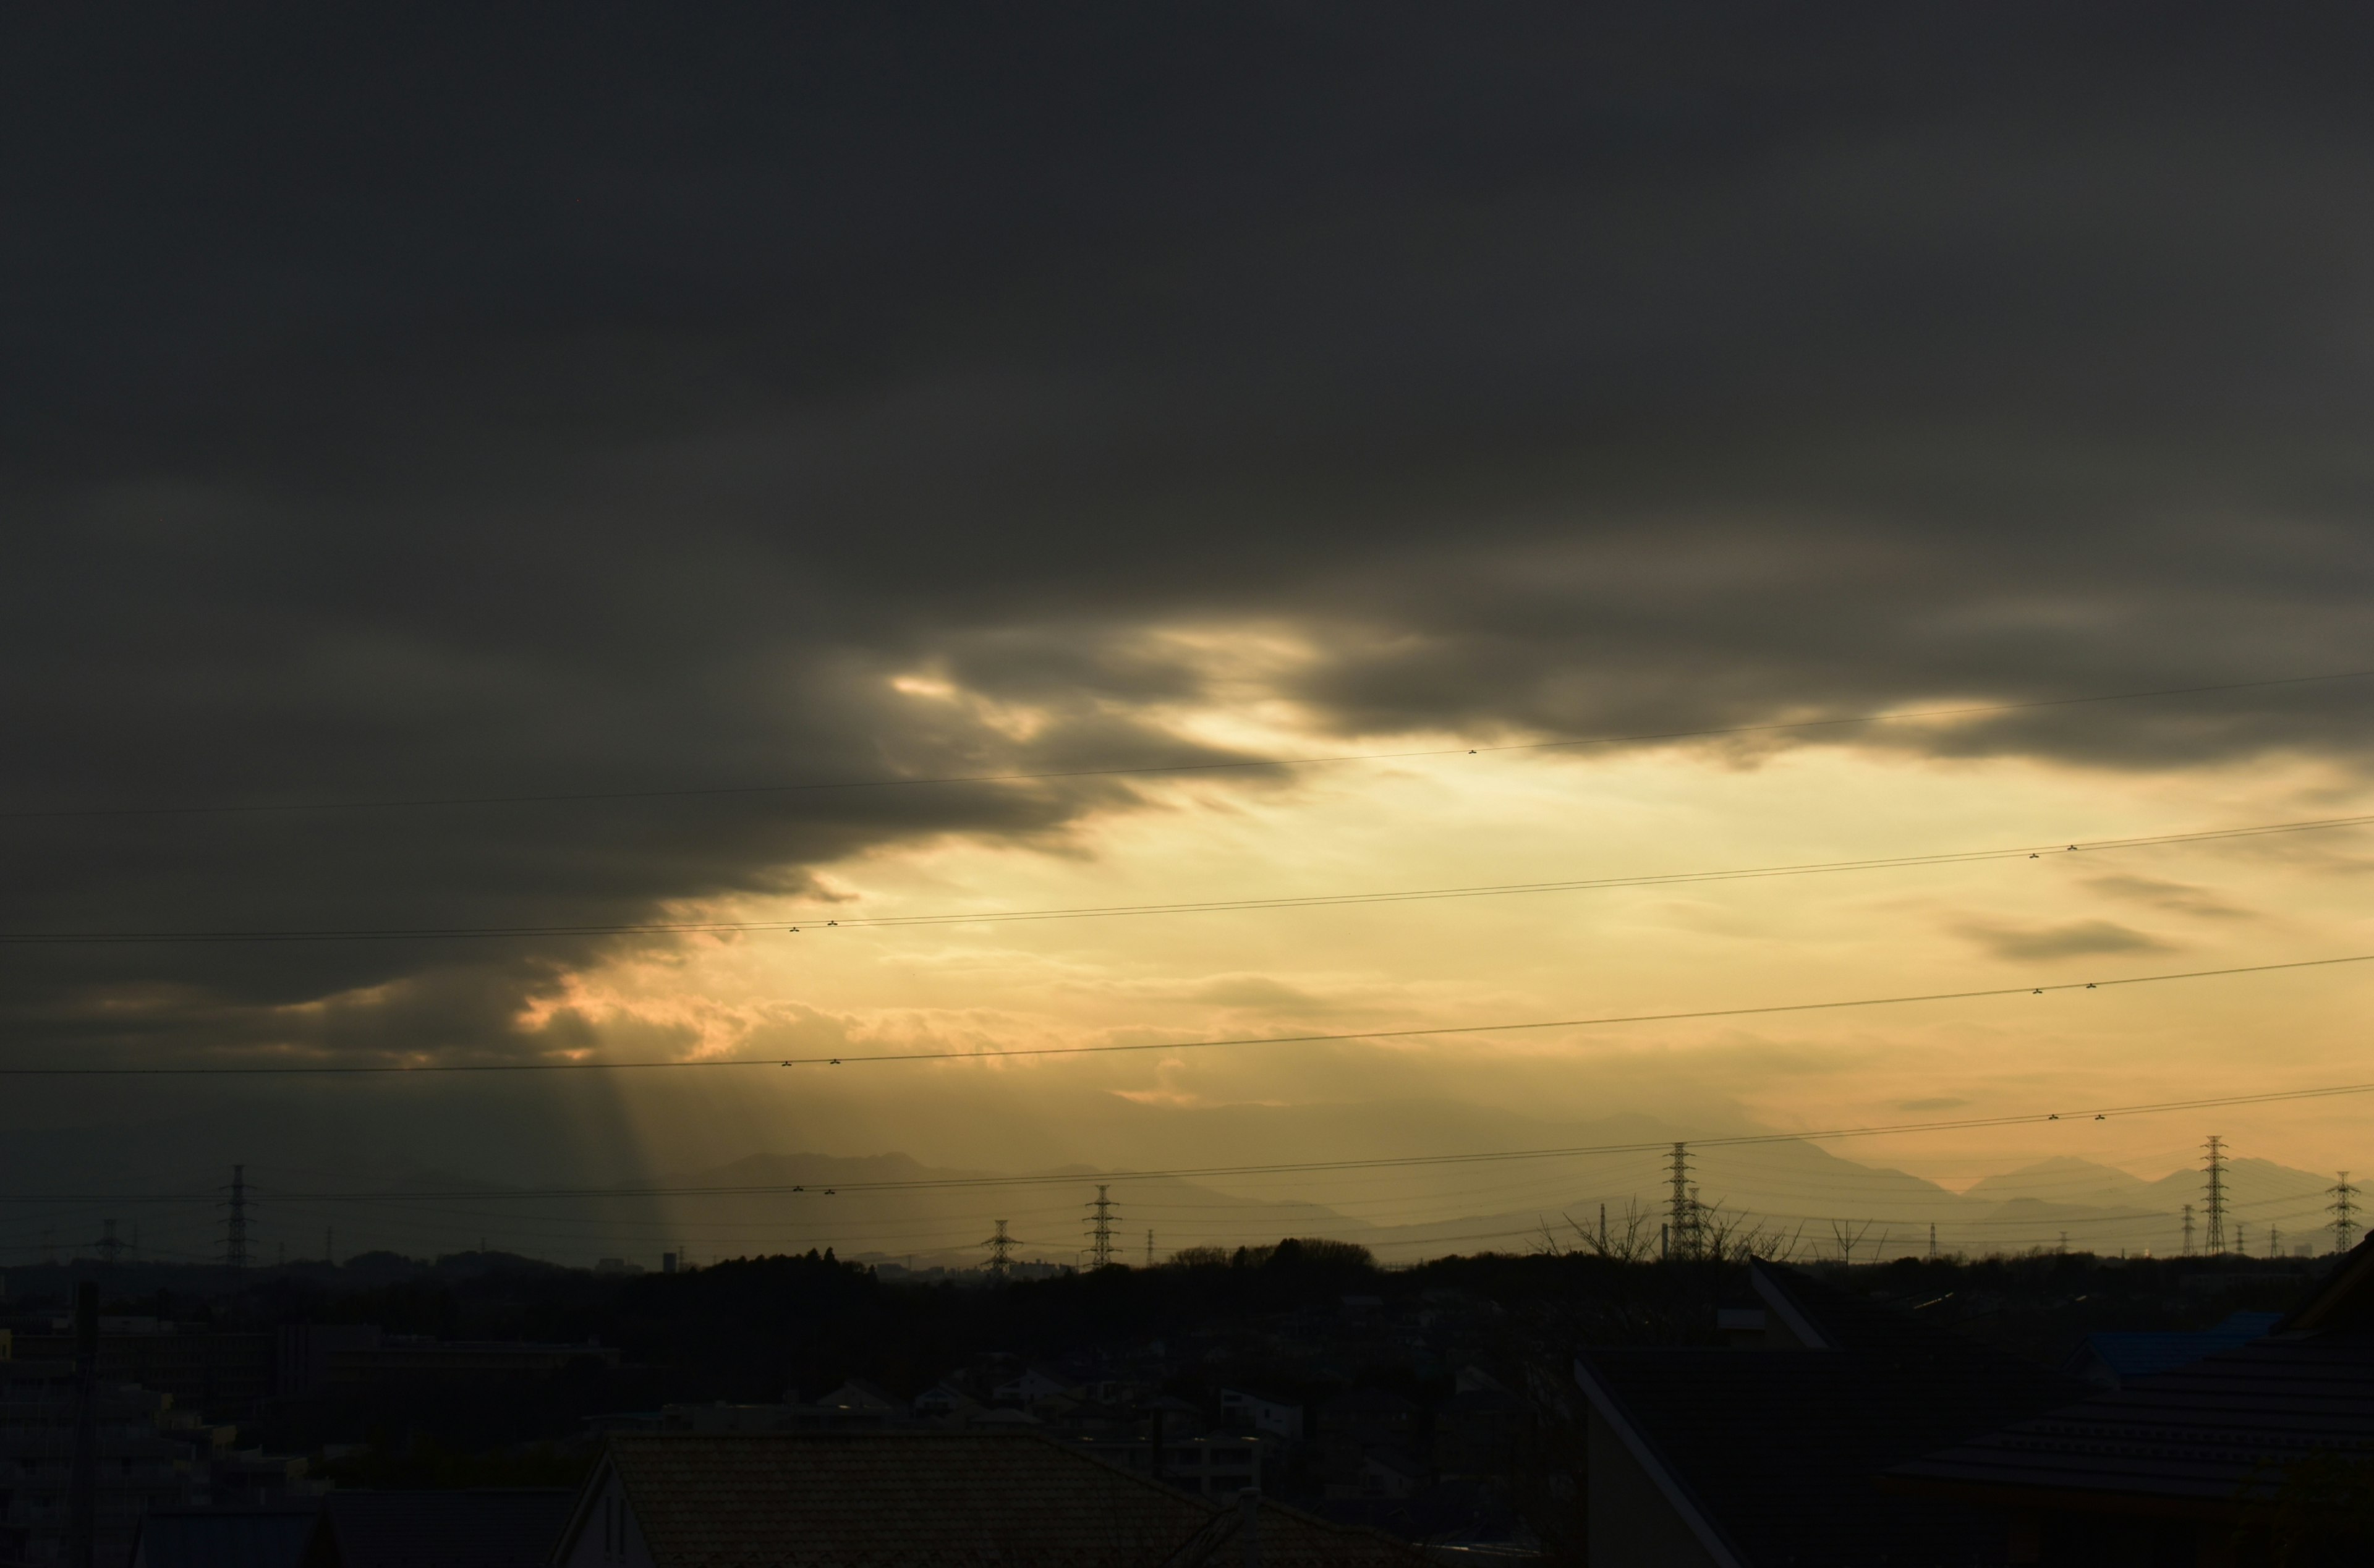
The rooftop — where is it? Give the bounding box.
[590,1430,1421,1567]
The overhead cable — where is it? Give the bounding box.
[9,808,2373,946]
[4,951,2368,1077]
[13,1060,2374,1205]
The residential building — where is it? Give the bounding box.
[1070,1432,1264,1496]
[10,1325,276,1423]
[0,1354,192,1568]
[1220,1388,1305,1441]
[990,1366,1076,1409]
[548,1430,1421,1567]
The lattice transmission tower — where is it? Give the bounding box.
[1666,1143,1698,1260]
[223,1164,251,1274]
[2334,1171,2360,1255]
[2202,1138,2227,1255]
[982,1219,1016,1284]
[1085,1185,1121,1269]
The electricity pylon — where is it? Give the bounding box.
[2202,1138,2227,1255]
[1666,1144,1698,1260]
[223,1164,251,1273]
[982,1220,1016,1283]
[1085,1185,1120,1269]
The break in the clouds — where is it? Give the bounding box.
[8,6,2374,1070]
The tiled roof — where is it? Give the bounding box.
[1583,1347,2080,1567]
[1891,1332,2374,1509]
[2069,1311,2283,1384]
[1578,1263,2086,1566]
[321,1488,576,1568]
[597,1431,1421,1567]
[131,1507,319,1568]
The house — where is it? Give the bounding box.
[659,1401,802,1433]
[2059,1308,2284,1389]
[1321,1388,1419,1450]
[548,1430,1424,1566]
[1575,1259,2084,1567]
[1356,1450,1427,1500]
[1888,1237,2374,1564]
[1070,1433,1264,1497]
[1220,1387,1305,1441]
[990,1366,1078,1409]
[809,1378,904,1417]
[307,1489,576,1567]
[909,1380,985,1423]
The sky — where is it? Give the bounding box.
[8,6,2374,1264]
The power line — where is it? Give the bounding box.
[15,947,2356,1077]
[8,669,2367,824]
[15,1068,2374,1208]
[14,808,2374,947]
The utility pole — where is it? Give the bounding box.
[2182,1203,2195,1257]
[983,1220,1016,1284]
[2332,1171,2360,1255]
[2202,1137,2227,1255]
[1085,1185,1120,1269]
[1666,1143,1696,1261]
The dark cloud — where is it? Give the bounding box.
[6,5,2374,1065]
[1954,918,2176,962]
[2082,873,2254,920]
